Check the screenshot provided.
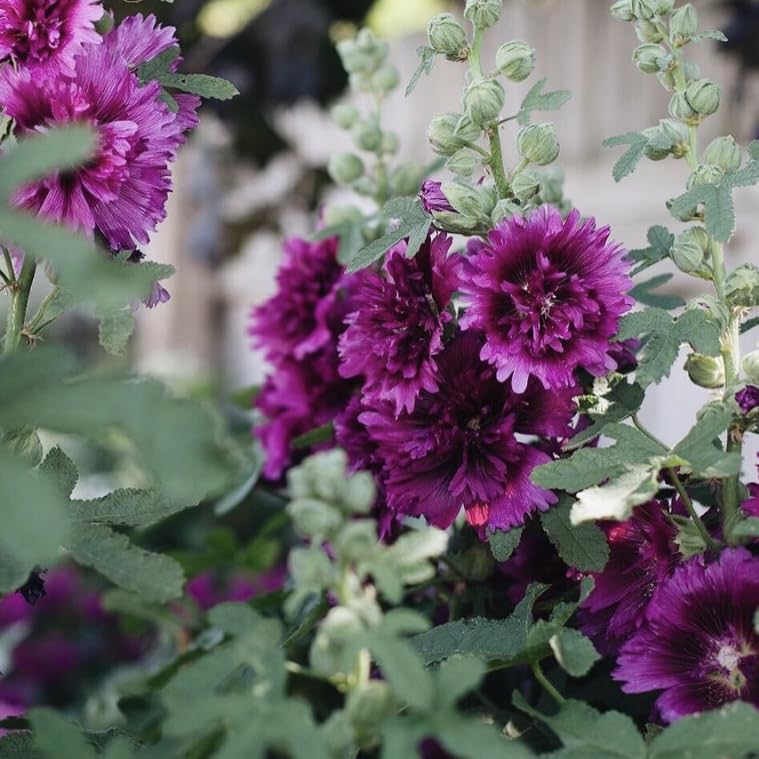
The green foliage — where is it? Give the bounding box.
[97,307,136,356]
[488,526,523,562]
[603,132,648,182]
[406,45,437,96]
[540,497,609,572]
[629,274,685,309]
[628,225,674,277]
[517,78,571,126]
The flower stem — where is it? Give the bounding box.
[488,127,510,199]
[530,660,565,705]
[4,256,36,354]
[666,468,721,553]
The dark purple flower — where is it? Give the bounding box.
[736,385,759,414]
[742,482,759,518]
[420,180,453,213]
[0,0,102,72]
[615,548,759,723]
[580,500,681,655]
[186,567,285,612]
[335,394,382,474]
[361,331,575,533]
[461,206,633,393]
[339,233,461,415]
[608,338,640,374]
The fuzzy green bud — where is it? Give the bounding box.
[464,78,505,126]
[660,118,689,157]
[331,103,360,130]
[495,40,536,82]
[372,65,400,94]
[668,91,698,123]
[390,162,425,196]
[355,28,389,60]
[633,43,666,73]
[655,0,675,12]
[328,153,364,185]
[310,606,364,677]
[743,352,759,384]
[687,164,723,189]
[446,147,481,177]
[685,79,720,117]
[725,264,759,308]
[635,19,664,42]
[288,498,343,539]
[672,226,709,274]
[703,135,741,173]
[464,0,502,29]
[670,3,698,46]
[441,181,493,219]
[427,112,480,156]
[335,520,378,564]
[631,0,658,20]
[352,120,383,152]
[322,205,363,228]
[511,169,541,202]
[491,199,522,225]
[685,353,725,389]
[346,682,396,746]
[610,0,635,21]
[289,546,333,589]
[380,131,400,155]
[428,13,468,58]
[337,41,374,75]
[517,122,560,165]
[642,125,671,160]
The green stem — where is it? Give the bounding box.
[632,414,668,450]
[468,26,484,79]
[531,660,565,705]
[2,248,16,284]
[666,468,721,553]
[488,127,510,199]
[4,256,36,354]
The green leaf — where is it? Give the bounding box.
[69,489,194,527]
[487,527,523,562]
[29,708,97,759]
[435,656,487,706]
[98,307,136,356]
[517,78,571,126]
[540,498,609,572]
[214,444,263,516]
[731,518,759,538]
[292,422,335,450]
[603,132,648,182]
[692,29,728,42]
[0,733,41,759]
[648,702,759,759]
[672,405,738,477]
[741,315,759,335]
[549,628,600,677]
[158,73,238,100]
[628,225,674,276]
[39,446,78,498]
[137,47,179,83]
[66,523,185,603]
[406,45,437,96]
[629,273,685,309]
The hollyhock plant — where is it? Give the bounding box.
[736,385,759,414]
[338,233,461,415]
[615,548,759,722]
[420,180,454,213]
[460,206,633,393]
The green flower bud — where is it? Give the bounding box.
[635,19,664,42]
[355,28,389,61]
[372,65,400,94]
[337,40,373,75]
[495,40,536,82]
[341,471,376,514]
[331,103,360,130]
[464,78,505,126]
[322,205,363,228]
[511,169,541,202]
[642,125,671,160]
[310,606,364,677]
[464,0,503,30]
[335,520,378,563]
[427,113,480,156]
[328,153,365,185]
[633,43,666,73]
[660,118,690,157]
[352,177,376,196]
[631,0,658,20]
[703,135,741,173]
[743,351,759,384]
[687,164,723,189]
[453,542,495,582]
[346,682,396,746]
[610,0,635,21]
[380,131,400,155]
[672,226,709,274]
[491,199,521,224]
[670,3,698,46]
[517,122,560,165]
[725,264,759,308]
[288,497,344,538]
[685,353,725,389]
[289,546,333,589]
[446,147,481,177]
[441,181,490,219]
[668,91,698,123]
[352,120,383,152]
[655,0,675,13]
[390,162,425,196]
[684,79,720,117]
[534,165,566,203]
[427,13,468,58]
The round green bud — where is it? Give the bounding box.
[352,121,383,152]
[337,40,373,75]
[670,3,698,46]
[610,0,635,21]
[446,147,481,177]
[660,118,689,157]
[464,0,503,30]
[352,177,376,197]
[517,122,560,165]
[372,65,400,94]
[491,199,521,224]
[428,13,468,59]
[668,91,698,123]
[635,19,664,42]
[685,353,725,389]
[655,0,675,13]
[288,546,333,589]
[454,543,495,582]
[380,131,400,155]
[328,153,364,185]
[322,205,363,228]
[642,125,671,160]
[633,43,666,73]
[441,181,488,218]
[631,0,658,20]
[346,681,396,743]
[390,162,425,196]
[496,40,536,82]
[725,264,759,308]
[511,169,541,202]
[310,606,364,677]
[687,164,723,189]
[335,520,378,563]
[331,103,360,130]
[703,135,741,173]
[464,78,505,126]
[672,226,709,274]
[743,352,759,384]
[427,112,480,156]
[684,79,720,117]
[288,497,343,538]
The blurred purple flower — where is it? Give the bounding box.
[736,385,759,414]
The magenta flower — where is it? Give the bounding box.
[580,500,681,655]
[461,206,632,393]
[339,233,461,415]
[361,331,575,532]
[742,482,759,518]
[615,548,759,723]
[736,385,759,414]
[0,0,102,72]
[420,180,453,213]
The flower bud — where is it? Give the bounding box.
[511,169,541,202]
[464,0,502,30]
[687,164,723,189]
[346,682,396,746]
[310,606,364,677]
[496,40,536,82]
[668,92,698,124]
[660,118,689,157]
[685,353,725,389]
[655,0,675,13]
[335,520,378,563]
[491,199,521,224]
[372,65,400,94]
[289,546,333,589]
[743,352,759,385]
[380,131,400,155]
[610,0,635,21]
[464,78,505,126]
[427,113,480,156]
[440,182,491,219]
[635,19,664,42]
[288,497,343,538]
[352,121,383,152]
[672,226,709,274]
[446,147,481,177]
[642,125,671,160]
[670,3,698,46]
[337,40,373,75]
[323,205,363,228]
[428,13,468,59]
[631,0,658,20]
[331,103,360,130]
[684,79,720,117]
[725,264,759,308]
[390,162,425,196]
[703,135,741,173]
[517,122,560,165]
[633,43,666,73]
[328,153,365,185]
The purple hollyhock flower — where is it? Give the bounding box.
[461,206,633,393]
[339,233,461,415]
[361,331,576,532]
[0,0,102,72]
[580,500,681,655]
[615,548,759,723]
[742,482,759,518]
[607,338,640,374]
[420,180,453,213]
[0,17,197,252]
[736,385,759,414]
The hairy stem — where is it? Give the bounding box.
[488,127,510,199]
[666,468,721,553]
[4,256,36,354]
[530,660,565,705]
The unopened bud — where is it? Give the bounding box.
[335,520,378,564]
[725,264,759,308]
[380,131,400,155]
[428,13,468,59]
[331,103,360,130]
[668,92,698,124]
[464,78,505,126]
[511,169,541,202]
[642,125,671,160]
[446,147,481,177]
[655,0,675,13]
[495,40,536,82]
[633,43,666,73]
[427,113,480,156]
[352,121,383,152]
[610,0,635,21]
[685,79,720,117]
[346,682,396,743]
[464,0,502,30]
[672,226,709,274]
[703,135,741,173]
[631,0,658,20]
[660,118,689,157]
[328,153,364,185]
[372,65,400,94]
[441,181,491,219]
[517,122,560,165]
[491,199,521,224]
[390,162,425,196]
[687,164,723,189]
[635,19,664,42]
[743,352,759,385]
[670,3,698,46]
[685,353,725,389]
